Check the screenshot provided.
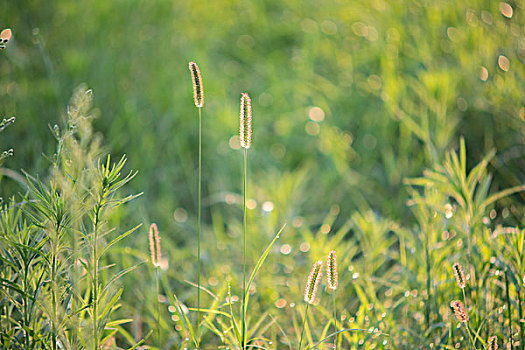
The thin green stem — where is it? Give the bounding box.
[298,303,310,350]
[425,228,431,330]
[93,207,100,350]
[460,287,473,348]
[505,270,513,347]
[23,261,30,349]
[519,286,524,350]
[52,251,57,350]
[241,147,247,349]
[197,106,202,348]
[465,323,476,350]
[156,267,161,349]
[332,290,337,349]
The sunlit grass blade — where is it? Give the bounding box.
[227,283,242,347]
[304,328,371,350]
[243,224,286,307]
[172,293,198,347]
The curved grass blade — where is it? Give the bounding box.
[304,328,372,350]
[243,224,286,309]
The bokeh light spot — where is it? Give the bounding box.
[480,66,489,81]
[498,55,509,72]
[246,199,257,210]
[499,2,513,18]
[280,244,292,255]
[275,298,287,308]
[262,201,274,212]
[305,121,320,135]
[174,208,188,223]
[309,106,325,122]
[229,135,241,150]
[300,242,310,252]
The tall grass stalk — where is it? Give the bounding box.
[332,291,337,348]
[239,92,251,349]
[150,223,162,348]
[189,61,203,347]
[197,105,202,348]
[156,267,160,347]
[327,250,338,349]
[241,146,247,349]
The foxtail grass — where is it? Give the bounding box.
[149,223,161,347]
[488,335,498,350]
[0,28,11,49]
[451,300,475,349]
[240,92,251,349]
[453,262,466,289]
[299,260,323,350]
[189,61,204,347]
[326,250,338,348]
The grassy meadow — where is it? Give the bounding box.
[1,0,524,348]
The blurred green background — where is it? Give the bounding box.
[1,0,524,347]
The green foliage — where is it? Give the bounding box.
[0,0,524,349]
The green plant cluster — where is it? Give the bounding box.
[1,0,524,348]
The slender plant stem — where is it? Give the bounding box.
[197,106,202,347]
[241,147,247,349]
[460,287,473,348]
[298,303,310,350]
[52,251,57,350]
[156,267,161,349]
[23,261,30,349]
[505,270,513,347]
[332,290,337,349]
[93,207,100,350]
[519,286,524,350]
[465,323,476,350]
[425,234,431,329]
[51,221,61,350]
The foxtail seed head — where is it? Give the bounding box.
[488,335,498,350]
[188,62,203,108]
[327,250,338,290]
[450,300,468,323]
[452,262,466,289]
[304,260,323,304]
[149,223,161,267]
[0,28,11,49]
[240,93,252,149]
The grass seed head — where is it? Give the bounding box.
[304,260,323,304]
[188,61,203,108]
[240,92,252,149]
[327,250,338,290]
[0,28,11,49]
[450,300,468,323]
[452,262,466,289]
[149,223,161,267]
[488,335,498,350]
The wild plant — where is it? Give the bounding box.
[1,85,145,349]
[239,91,252,349]
[188,61,204,347]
